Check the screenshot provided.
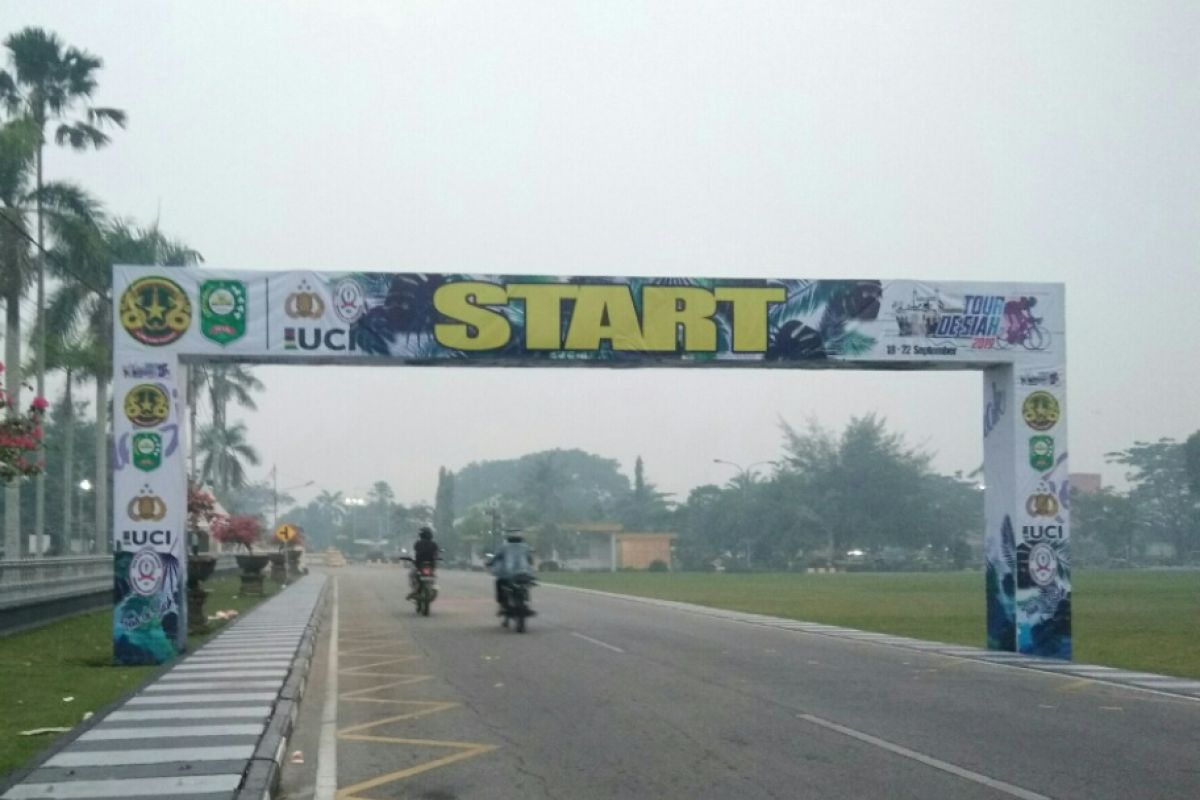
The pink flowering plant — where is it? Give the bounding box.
[187,482,220,532]
[0,362,49,483]
[211,514,264,553]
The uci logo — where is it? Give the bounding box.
[123,529,174,546]
[283,327,358,352]
[120,277,192,346]
[1022,524,1064,541]
[285,280,326,319]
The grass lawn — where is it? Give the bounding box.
[540,569,1200,679]
[0,574,282,780]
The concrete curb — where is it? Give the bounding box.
[235,575,330,800]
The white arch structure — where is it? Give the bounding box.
[111,267,1069,664]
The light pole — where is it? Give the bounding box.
[345,497,367,542]
[77,479,93,555]
[712,459,775,569]
[270,465,314,531]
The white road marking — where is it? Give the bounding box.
[571,632,625,654]
[127,692,277,705]
[174,660,291,670]
[145,680,283,692]
[79,723,265,740]
[106,706,272,721]
[161,669,288,680]
[315,577,339,800]
[796,713,1050,800]
[1,775,242,799]
[46,745,255,768]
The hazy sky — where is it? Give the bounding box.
[4,2,1198,507]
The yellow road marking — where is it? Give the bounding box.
[340,678,435,700]
[335,741,498,800]
[340,656,420,674]
[338,702,460,735]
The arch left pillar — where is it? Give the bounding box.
[111,351,188,664]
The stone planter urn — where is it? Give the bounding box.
[186,554,218,634]
[267,551,288,583]
[285,548,303,574]
[236,553,270,596]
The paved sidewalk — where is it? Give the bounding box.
[2,572,328,800]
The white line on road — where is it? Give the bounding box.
[79,723,265,741]
[571,632,625,654]
[315,577,339,800]
[796,713,1050,800]
[0,775,243,799]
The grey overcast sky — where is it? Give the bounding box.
[4,1,1198,507]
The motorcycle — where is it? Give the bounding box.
[499,574,536,633]
[401,557,438,616]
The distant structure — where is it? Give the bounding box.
[1070,473,1102,495]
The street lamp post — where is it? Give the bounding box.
[270,465,314,531]
[77,479,93,555]
[712,459,775,569]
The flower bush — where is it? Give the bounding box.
[211,514,264,553]
[187,483,220,531]
[0,362,49,483]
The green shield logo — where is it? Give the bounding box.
[1029,436,1054,471]
[200,280,247,345]
[132,433,163,472]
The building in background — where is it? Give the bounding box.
[1069,473,1102,495]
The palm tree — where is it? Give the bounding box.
[46,217,200,552]
[0,116,100,554]
[206,365,263,433]
[1,27,125,544]
[197,421,260,494]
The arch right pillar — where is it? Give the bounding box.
[983,362,1071,658]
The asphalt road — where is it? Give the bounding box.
[279,567,1200,800]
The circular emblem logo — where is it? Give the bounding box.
[1022,391,1060,431]
[124,384,170,427]
[120,277,192,346]
[332,278,366,324]
[1029,543,1058,587]
[205,286,237,316]
[1031,438,1051,458]
[135,436,158,457]
[129,549,165,596]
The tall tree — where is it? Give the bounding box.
[434,467,456,554]
[0,116,99,554]
[1,27,125,545]
[205,364,263,433]
[1107,439,1197,564]
[197,420,260,494]
[619,455,672,530]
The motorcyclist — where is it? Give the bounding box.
[488,533,534,614]
[406,526,440,600]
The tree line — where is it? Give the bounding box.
[0,26,264,556]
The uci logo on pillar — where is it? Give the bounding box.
[283,279,358,352]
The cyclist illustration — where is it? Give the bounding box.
[1002,296,1048,349]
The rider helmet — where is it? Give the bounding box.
[506,533,524,543]
[418,526,433,540]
